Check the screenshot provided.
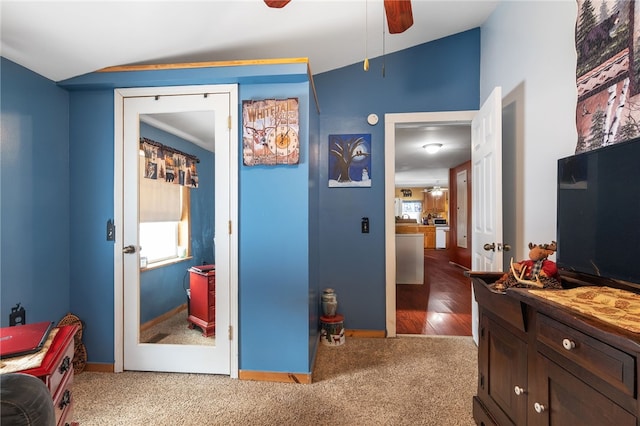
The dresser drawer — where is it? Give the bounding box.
[537,313,635,396]
[53,368,73,426]
[48,337,74,397]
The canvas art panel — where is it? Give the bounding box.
[575,0,640,153]
[328,133,372,187]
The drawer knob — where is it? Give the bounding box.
[562,338,576,350]
[534,402,546,413]
[514,386,525,396]
[58,389,71,409]
[59,356,71,374]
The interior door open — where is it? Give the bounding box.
[471,86,503,344]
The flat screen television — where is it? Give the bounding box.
[557,137,640,289]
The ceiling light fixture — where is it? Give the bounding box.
[422,143,443,154]
[431,186,443,197]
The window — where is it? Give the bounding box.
[139,221,179,263]
[139,182,191,267]
[402,201,422,220]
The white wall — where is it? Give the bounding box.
[480,0,578,259]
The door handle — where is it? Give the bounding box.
[503,244,511,252]
[483,243,495,252]
[123,245,137,254]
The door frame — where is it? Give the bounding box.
[384,111,477,337]
[113,85,239,376]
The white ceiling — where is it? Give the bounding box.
[395,122,471,188]
[1,0,498,188]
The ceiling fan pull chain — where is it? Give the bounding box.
[382,5,386,78]
[364,0,370,72]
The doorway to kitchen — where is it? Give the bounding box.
[384,111,476,337]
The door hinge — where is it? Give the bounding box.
[228,115,232,130]
[228,325,233,340]
[228,220,232,235]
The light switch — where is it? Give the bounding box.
[361,217,369,233]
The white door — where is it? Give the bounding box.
[471,87,502,344]
[120,86,237,374]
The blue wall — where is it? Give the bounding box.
[0,58,70,326]
[238,83,313,373]
[138,122,214,324]
[313,29,480,331]
[0,27,480,374]
[58,63,315,372]
[307,88,321,365]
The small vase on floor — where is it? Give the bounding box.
[321,288,338,317]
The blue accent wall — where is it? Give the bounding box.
[313,29,480,331]
[59,64,315,371]
[307,87,321,364]
[238,83,312,373]
[67,89,116,360]
[0,26,480,373]
[0,58,70,326]
[138,123,214,324]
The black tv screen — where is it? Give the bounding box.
[557,137,640,286]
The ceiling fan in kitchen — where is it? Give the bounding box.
[264,0,414,34]
[425,186,447,197]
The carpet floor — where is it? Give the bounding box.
[73,336,477,425]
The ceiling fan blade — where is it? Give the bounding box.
[384,0,414,34]
[264,0,291,8]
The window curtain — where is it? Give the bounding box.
[139,138,198,222]
[140,138,199,187]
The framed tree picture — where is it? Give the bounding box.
[242,98,300,166]
[328,133,371,187]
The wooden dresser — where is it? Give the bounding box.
[188,267,216,337]
[20,325,78,426]
[471,274,640,426]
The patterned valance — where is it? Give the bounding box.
[140,137,199,188]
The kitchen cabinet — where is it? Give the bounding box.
[470,274,640,426]
[395,224,435,249]
[423,226,435,249]
[424,192,447,214]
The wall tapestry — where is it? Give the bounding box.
[575,0,640,153]
[140,137,199,188]
[242,98,300,166]
[328,133,372,187]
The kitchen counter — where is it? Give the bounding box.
[396,224,436,248]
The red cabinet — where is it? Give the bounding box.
[20,325,78,426]
[187,266,216,337]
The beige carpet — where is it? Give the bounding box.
[73,336,477,425]
[139,308,215,346]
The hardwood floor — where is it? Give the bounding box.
[396,248,472,336]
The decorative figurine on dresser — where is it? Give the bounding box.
[0,321,79,426]
[187,264,216,337]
